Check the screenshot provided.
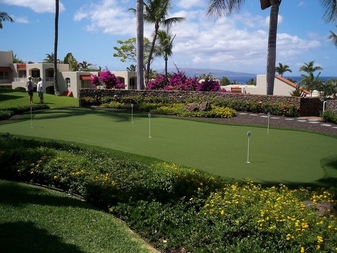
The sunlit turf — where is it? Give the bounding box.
[0,107,336,184]
[0,179,158,253]
[0,88,78,109]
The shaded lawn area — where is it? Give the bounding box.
[0,179,158,253]
[0,108,336,185]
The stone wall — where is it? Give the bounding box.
[79,89,326,116]
[325,100,337,112]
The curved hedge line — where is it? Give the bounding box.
[1,133,337,252]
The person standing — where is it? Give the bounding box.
[26,76,34,104]
[37,77,44,104]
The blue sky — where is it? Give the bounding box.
[0,0,336,76]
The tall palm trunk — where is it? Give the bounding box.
[266,2,280,95]
[136,0,144,89]
[146,22,160,84]
[54,0,60,95]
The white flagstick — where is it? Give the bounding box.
[131,103,134,124]
[267,112,270,134]
[30,107,33,128]
[148,113,151,138]
[246,131,251,163]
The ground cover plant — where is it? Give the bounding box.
[0,133,337,252]
[0,179,158,253]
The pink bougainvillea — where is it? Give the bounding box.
[91,68,125,89]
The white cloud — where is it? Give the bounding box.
[0,0,65,13]
[74,0,135,35]
[11,15,29,23]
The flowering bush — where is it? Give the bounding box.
[147,71,199,91]
[196,78,221,91]
[92,68,125,89]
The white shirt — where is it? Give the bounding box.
[37,80,43,92]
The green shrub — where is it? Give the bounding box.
[1,133,336,252]
[0,110,13,120]
[322,110,337,124]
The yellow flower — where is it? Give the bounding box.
[220,210,225,215]
[53,175,58,180]
[301,247,305,253]
[317,235,323,243]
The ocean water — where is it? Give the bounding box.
[214,76,337,84]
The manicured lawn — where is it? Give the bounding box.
[0,107,335,184]
[0,89,78,109]
[0,179,158,253]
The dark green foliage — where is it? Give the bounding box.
[322,110,337,124]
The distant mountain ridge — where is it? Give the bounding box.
[161,67,256,78]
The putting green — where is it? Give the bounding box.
[1,108,336,184]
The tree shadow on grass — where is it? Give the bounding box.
[0,180,99,210]
[0,221,85,253]
[30,108,134,123]
[260,156,337,190]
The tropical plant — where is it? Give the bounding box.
[91,68,125,89]
[318,78,337,99]
[78,61,93,71]
[156,27,176,81]
[275,62,292,76]
[127,64,137,71]
[220,76,230,86]
[113,37,152,74]
[130,0,185,84]
[320,0,337,22]
[207,0,281,96]
[63,52,79,71]
[246,78,256,85]
[299,61,323,96]
[43,52,59,63]
[0,11,14,29]
[11,51,24,63]
[328,26,337,47]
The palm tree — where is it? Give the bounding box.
[320,0,337,22]
[127,64,137,71]
[328,26,337,47]
[207,0,281,96]
[54,0,60,95]
[299,61,323,96]
[156,28,176,81]
[136,0,144,89]
[131,0,184,84]
[0,11,14,29]
[275,63,292,76]
[78,61,93,71]
[43,53,55,63]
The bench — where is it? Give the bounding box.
[231,87,242,93]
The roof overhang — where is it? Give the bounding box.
[80,75,92,81]
[0,66,13,72]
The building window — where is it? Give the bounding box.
[0,72,9,80]
[65,78,71,87]
[31,70,40,78]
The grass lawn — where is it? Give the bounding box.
[0,179,158,253]
[0,107,336,185]
[0,89,79,109]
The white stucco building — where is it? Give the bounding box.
[0,51,137,98]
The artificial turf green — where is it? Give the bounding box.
[1,108,336,184]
